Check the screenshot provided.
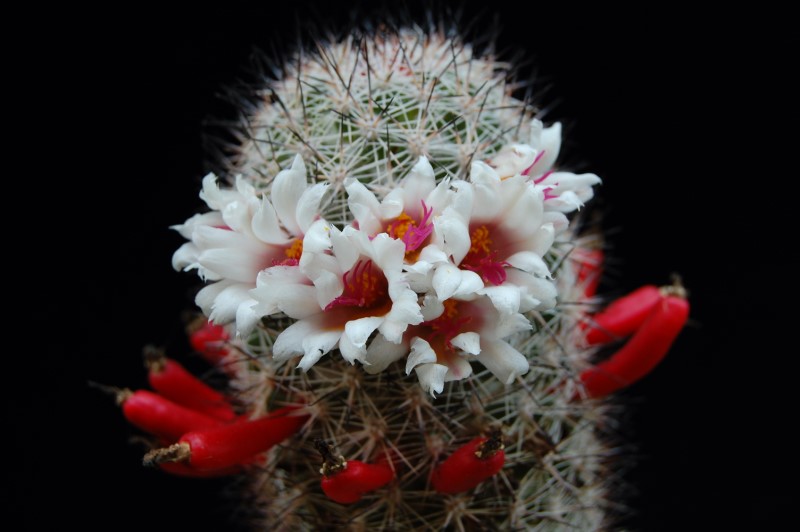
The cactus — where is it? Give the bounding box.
[115,15,689,532]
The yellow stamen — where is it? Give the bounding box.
[284,238,304,260]
[387,212,415,239]
[469,225,492,255]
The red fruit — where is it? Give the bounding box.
[583,285,664,345]
[119,389,224,442]
[579,294,689,398]
[431,434,505,494]
[315,440,394,504]
[189,321,230,365]
[320,460,395,504]
[145,350,236,421]
[143,406,308,471]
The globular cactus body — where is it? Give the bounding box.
[121,21,688,531]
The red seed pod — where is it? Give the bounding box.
[431,433,505,494]
[579,294,690,398]
[188,320,230,365]
[583,284,664,345]
[143,406,308,471]
[119,389,224,442]
[315,440,394,504]
[144,348,236,422]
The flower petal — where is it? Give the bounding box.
[172,242,200,273]
[339,332,367,365]
[296,183,329,234]
[476,339,530,384]
[207,283,254,325]
[432,261,462,300]
[401,156,436,204]
[235,298,261,337]
[414,363,448,396]
[434,210,471,265]
[478,285,522,315]
[195,280,234,318]
[494,310,533,339]
[532,122,562,175]
[302,219,333,254]
[273,318,341,370]
[406,337,437,374]
[198,247,268,284]
[451,332,481,355]
[443,356,473,381]
[490,144,536,178]
[345,316,385,351]
[420,293,445,321]
[252,266,321,319]
[252,195,290,244]
[452,270,484,298]
[505,269,558,311]
[364,334,409,374]
[271,154,307,236]
[345,178,383,235]
[199,173,239,211]
[171,211,224,240]
[381,280,423,343]
[505,251,551,278]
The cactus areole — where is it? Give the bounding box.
[113,20,689,531]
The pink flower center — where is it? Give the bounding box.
[325,260,389,311]
[460,223,510,285]
[384,200,434,262]
[410,300,484,369]
[271,237,304,267]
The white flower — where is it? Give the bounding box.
[364,295,532,396]
[172,155,327,336]
[429,162,556,310]
[345,156,452,263]
[264,225,424,371]
[486,119,561,179]
[488,120,601,227]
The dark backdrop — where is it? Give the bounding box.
[21,2,795,530]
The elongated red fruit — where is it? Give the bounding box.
[583,285,663,345]
[188,320,230,365]
[579,294,689,398]
[145,350,236,421]
[143,406,307,471]
[431,434,505,494]
[119,389,224,441]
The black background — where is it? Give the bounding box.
[19,1,796,530]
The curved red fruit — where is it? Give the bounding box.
[580,295,689,398]
[321,460,394,504]
[181,406,308,471]
[147,357,236,421]
[584,285,663,345]
[189,321,230,364]
[431,436,505,494]
[121,389,224,441]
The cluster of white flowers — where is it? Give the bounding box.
[173,120,600,396]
